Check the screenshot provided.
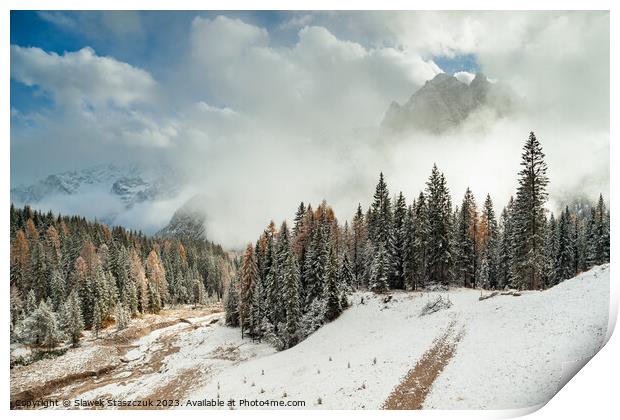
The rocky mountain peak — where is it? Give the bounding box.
[382,72,518,134]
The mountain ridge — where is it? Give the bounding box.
[382,72,519,134]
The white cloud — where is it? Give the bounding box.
[37,11,145,41]
[10,45,156,110]
[188,16,440,135]
[278,14,314,31]
[454,71,475,85]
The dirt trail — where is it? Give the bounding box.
[383,320,465,410]
[56,315,222,406]
[10,307,222,409]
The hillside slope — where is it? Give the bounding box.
[189,264,609,409]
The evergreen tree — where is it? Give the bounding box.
[304,220,328,306]
[571,213,582,275]
[224,274,239,327]
[10,286,24,341]
[339,252,354,292]
[511,132,549,290]
[408,193,429,290]
[479,194,500,289]
[351,204,367,289]
[18,299,64,349]
[282,249,301,348]
[368,173,393,247]
[425,165,453,287]
[324,249,343,321]
[249,260,266,338]
[293,202,306,237]
[115,301,129,331]
[26,289,37,314]
[390,192,408,289]
[49,269,66,311]
[60,290,84,347]
[92,300,104,338]
[145,282,159,314]
[498,198,515,289]
[32,242,48,302]
[370,242,390,293]
[593,195,610,265]
[238,243,258,338]
[455,188,478,288]
[553,207,575,283]
[543,213,558,286]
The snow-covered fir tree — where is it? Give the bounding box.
[479,194,500,289]
[370,241,390,293]
[511,132,549,290]
[455,188,479,288]
[425,165,453,287]
[350,204,367,289]
[324,249,343,321]
[18,299,64,349]
[281,248,301,348]
[390,192,408,289]
[115,301,129,331]
[60,290,84,347]
[553,207,575,284]
[238,243,257,338]
[368,172,393,248]
[224,273,240,327]
[498,197,515,289]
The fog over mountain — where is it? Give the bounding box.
[10,11,609,247]
[10,163,189,233]
[382,72,520,134]
[156,194,209,241]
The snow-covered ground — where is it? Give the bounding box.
[11,265,610,410]
[188,264,610,410]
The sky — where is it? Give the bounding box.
[10,11,610,247]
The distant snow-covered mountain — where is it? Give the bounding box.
[382,72,519,134]
[156,194,209,241]
[11,163,180,209]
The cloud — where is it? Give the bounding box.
[454,71,475,84]
[278,14,314,31]
[37,11,145,41]
[11,45,157,110]
[188,16,440,134]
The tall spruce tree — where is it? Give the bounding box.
[249,249,266,338]
[224,274,240,327]
[543,213,559,286]
[455,188,478,288]
[425,165,453,287]
[368,173,393,247]
[351,204,367,289]
[498,198,515,289]
[511,132,549,290]
[480,194,500,289]
[553,207,575,283]
[281,249,301,348]
[324,248,342,321]
[409,193,429,290]
[390,192,408,289]
[60,290,84,347]
[370,241,390,293]
[238,243,258,338]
